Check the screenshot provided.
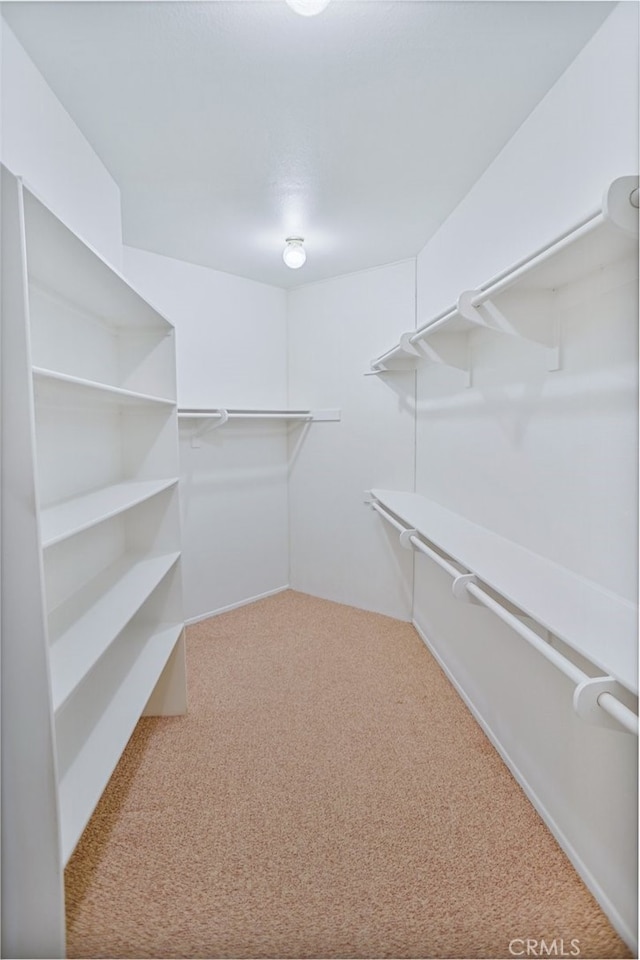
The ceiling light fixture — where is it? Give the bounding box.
[284,0,331,17]
[283,237,307,269]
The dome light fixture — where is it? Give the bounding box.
[284,0,331,16]
[283,237,306,269]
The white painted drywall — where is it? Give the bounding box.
[123,246,288,409]
[0,21,123,269]
[123,246,289,621]
[287,260,416,620]
[413,3,638,948]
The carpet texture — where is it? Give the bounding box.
[65,590,632,959]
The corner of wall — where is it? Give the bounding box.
[0,17,124,269]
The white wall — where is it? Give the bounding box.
[415,4,637,323]
[413,3,638,947]
[123,246,289,621]
[287,260,416,620]
[0,21,122,269]
[123,246,288,410]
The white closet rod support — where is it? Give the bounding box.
[184,409,229,446]
[370,499,638,735]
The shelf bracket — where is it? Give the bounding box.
[458,290,561,373]
[451,572,481,604]
[189,409,229,447]
[412,333,471,385]
[399,528,418,549]
[367,333,421,374]
[573,676,636,733]
[398,332,422,359]
[603,176,640,236]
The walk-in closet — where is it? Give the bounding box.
[1,2,638,958]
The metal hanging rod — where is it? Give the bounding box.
[370,499,638,736]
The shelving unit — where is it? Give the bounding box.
[1,165,187,957]
[369,490,638,731]
[369,176,639,375]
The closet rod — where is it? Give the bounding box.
[371,500,406,534]
[223,412,311,420]
[464,579,638,736]
[597,691,639,733]
[407,306,458,344]
[372,500,464,582]
[371,500,638,736]
[408,208,602,346]
[469,211,603,306]
[178,410,225,418]
[370,345,408,369]
[409,534,462,580]
[178,409,312,420]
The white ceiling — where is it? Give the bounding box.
[3,0,614,288]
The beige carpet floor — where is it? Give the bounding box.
[65,590,632,959]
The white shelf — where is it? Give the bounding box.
[371,489,638,694]
[29,281,177,401]
[23,186,173,334]
[370,177,638,373]
[40,475,178,549]
[33,367,176,407]
[49,551,181,712]
[57,621,183,863]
